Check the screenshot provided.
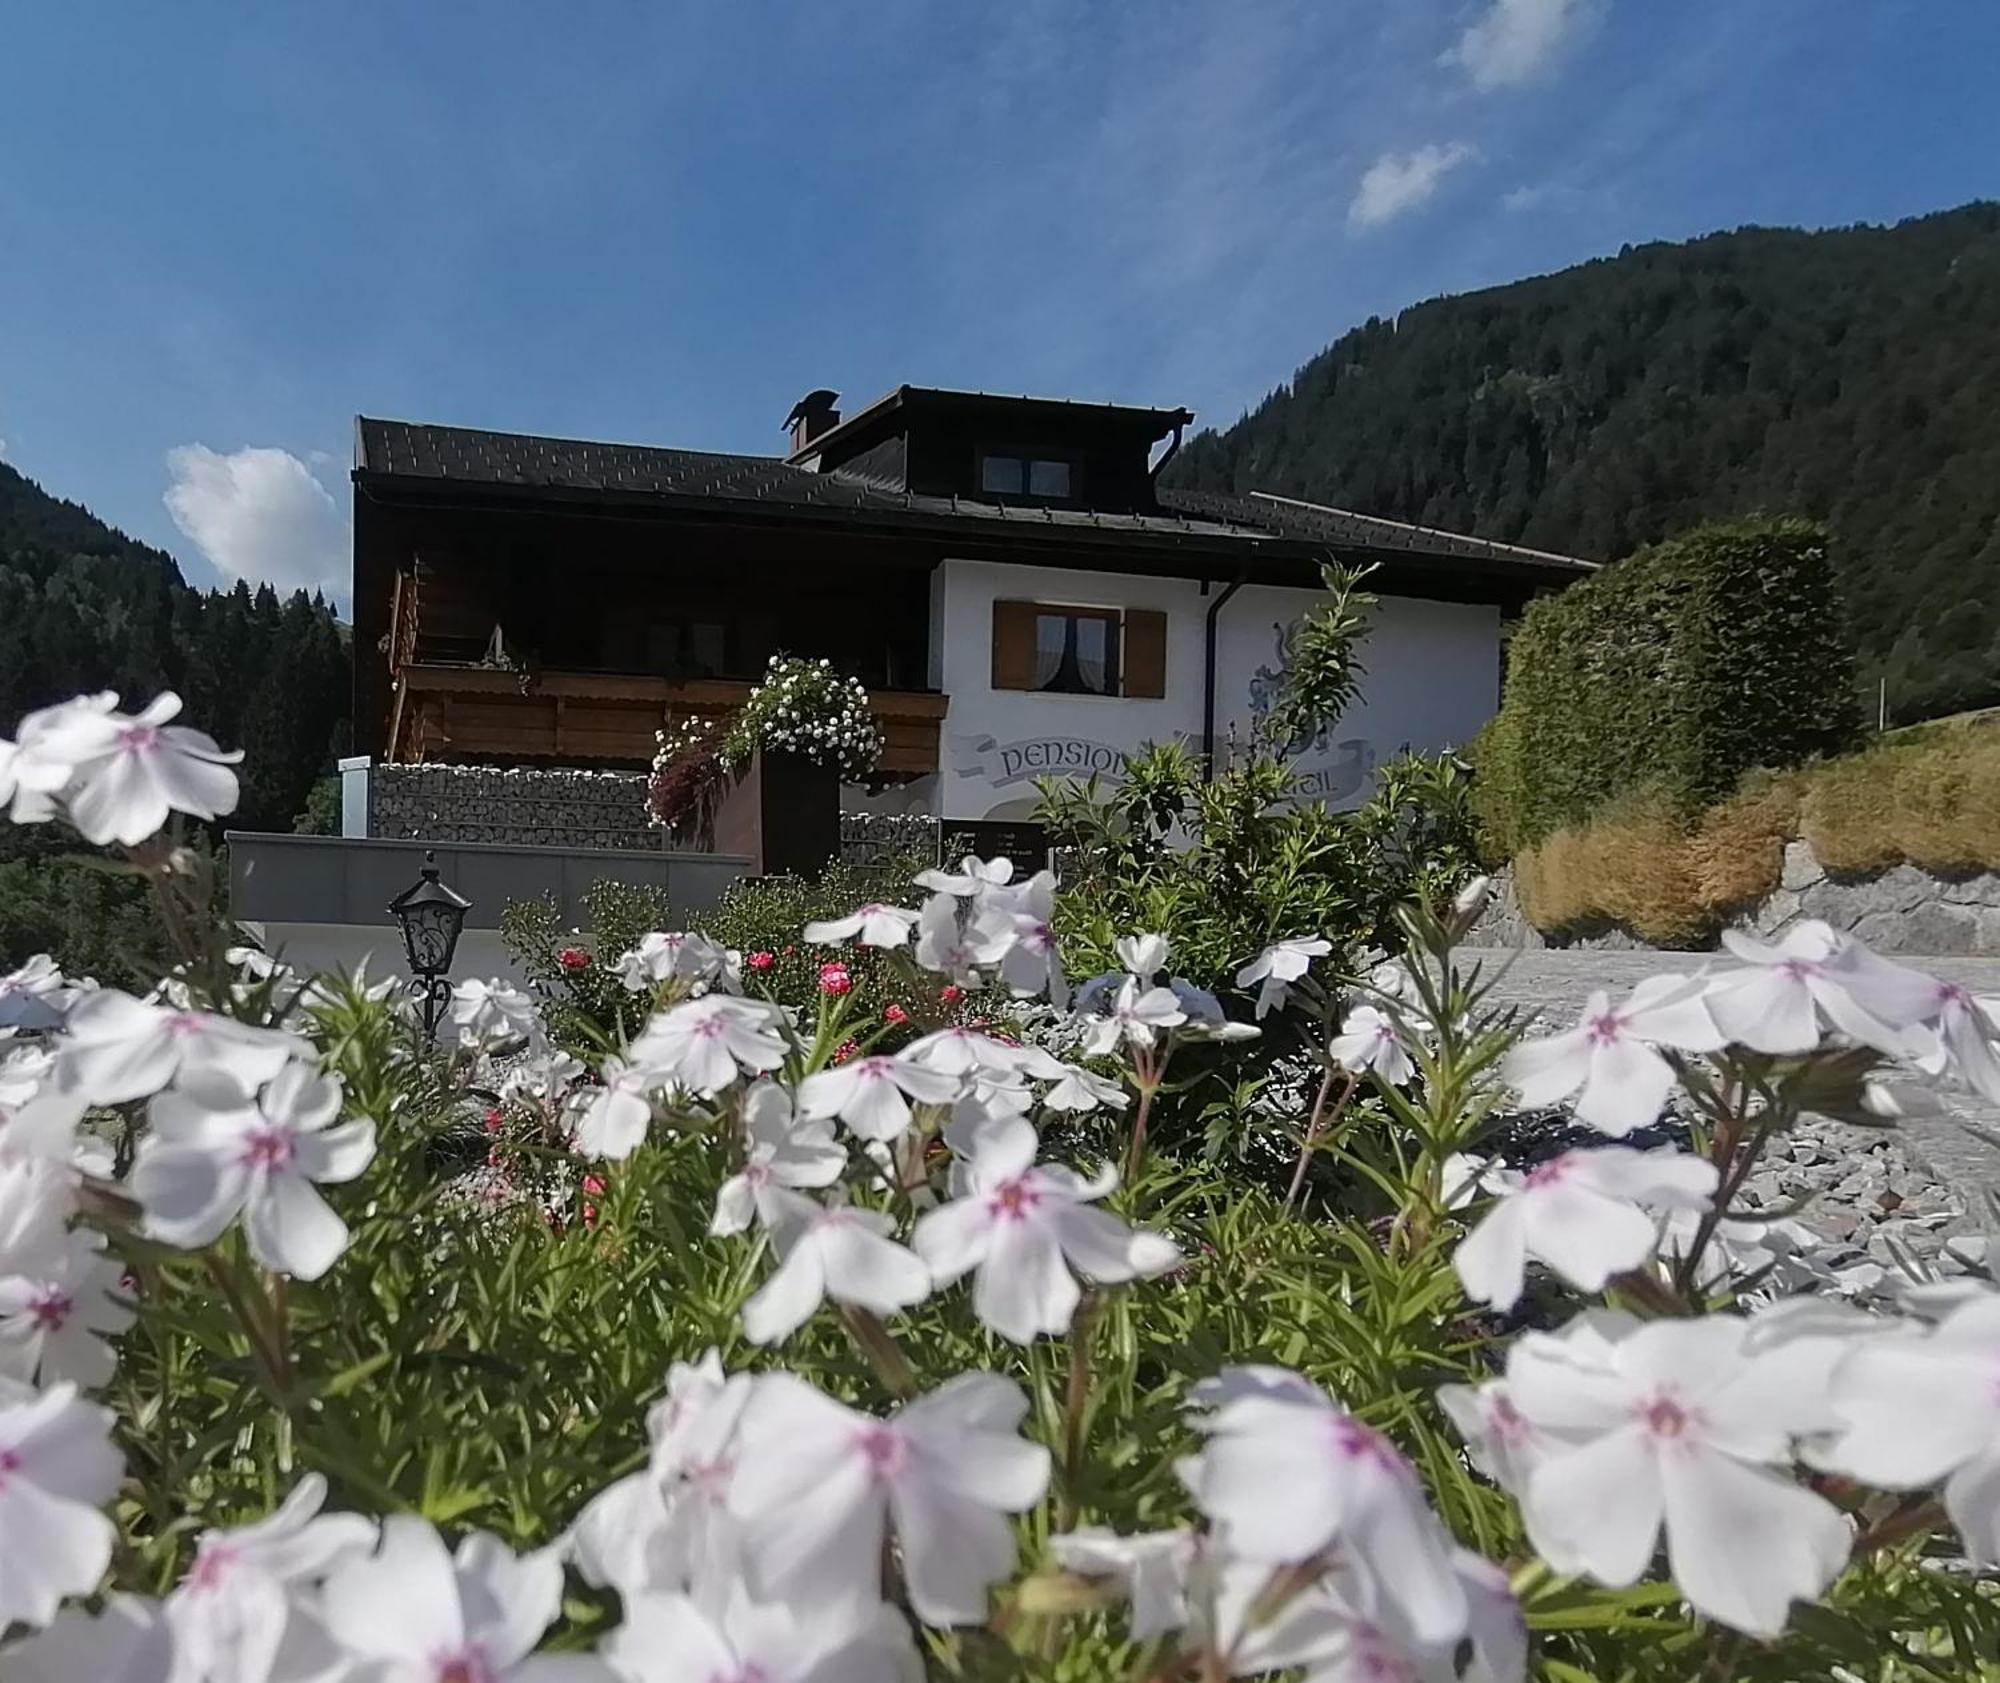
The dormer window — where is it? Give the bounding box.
[978,451,1077,500]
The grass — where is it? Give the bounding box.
[1510,716,2000,944]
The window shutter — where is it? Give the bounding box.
[1123,608,1167,698]
[992,600,1039,690]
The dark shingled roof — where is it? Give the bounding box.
[353,417,1595,573]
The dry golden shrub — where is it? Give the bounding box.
[1511,718,2000,944]
[1688,777,1798,912]
[1517,789,1709,946]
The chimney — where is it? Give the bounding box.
[784,389,841,458]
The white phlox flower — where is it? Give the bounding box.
[1327,1003,1412,1085]
[914,855,1014,898]
[449,979,543,1049]
[320,1516,610,1681]
[901,1025,1031,1079]
[0,1380,123,1629]
[803,902,921,949]
[0,695,114,826]
[629,995,789,1097]
[1236,936,1333,1019]
[1176,1365,1470,1647]
[912,891,985,985]
[1113,932,1170,983]
[1505,1313,1850,1637]
[59,989,305,1106]
[710,1083,846,1236]
[797,1051,961,1143]
[1078,976,1186,1055]
[968,870,1063,998]
[0,1594,174,1683]
[1437,1377,1547,1498]
[133,1063,376,1281]
[1454,1146,1719,1312]
[1703,922,1941,1056]
[26,690,242,845]
[570,1057,659,1160]
[739,1189,930,1345]
[167,1472,376,1683]
[606,1587,914,1683]
[0,1227,133,1389]
[1501,976,1725,1136]
[912,1115,1180,1342]
[1047,1527,1196,1641]
[1041,1061,1130,1114]
[1909,978,2000,1104]
[727,1371,1051,1625]
[614,930,738,994]
[1822,1290,2000,1562]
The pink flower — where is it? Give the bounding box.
[483,1108,505,1134]
[940,984,964,1004]
[832,1038,860,1065]
[582,1174,607,1196]
[819,963,853,997]
[557,946,591,973]
[884,1002,910,1025]
[583,1202,600,1228]
[747,951,776,973]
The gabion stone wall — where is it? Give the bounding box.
[370,765,660,851]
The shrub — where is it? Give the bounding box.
[1477,516,1862,853]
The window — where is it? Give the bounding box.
[991,601,1168,699]
[645,618,729,679]
[978,452,1076,500]
[1033,607,1120,696]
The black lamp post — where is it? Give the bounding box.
[388,850,470,1043]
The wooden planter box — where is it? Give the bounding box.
[712,750,841,878]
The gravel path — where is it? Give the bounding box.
[1467,947,2000,1270]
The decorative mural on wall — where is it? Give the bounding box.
[1248,615,1376,802]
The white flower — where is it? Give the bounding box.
[58,990,305,1106]
[711,1084,846,1236]
[728,1371,1051,1625]
[1236,936,1333,1019]
[0,696,110,826]
[0,1154,77,1269]
[1041,1062,1130,1114]
[0,1228,133,1389]
[606,1588,911,1683]
[0,1594,173,1683]
[570,1350,753,1605]
[1704,922,1940,1055]
[570,1057,657,1160]
[0,954,73,1032]
[902,1025,1029,1079]
[449,979,542,1048]
[320,1517,608,1682]
[1507,1314,1849,1637]
[629,995,789,1096]
[1079,977,1186,1055]
[913,1116,1179,1342]
[1502,976,1725,1136]
[1114,932,1170,983]
[0,1044,57,1109]
[1048,1527,1195,1641]
[1454,1146,1719,1312]
[1437,1377,1548,1498]
[0,1381,123,1629]
[1327,1003,1412,1085]
[1912,979,2000,1104]
[168,1473,376,1683]
[614,931,738,995]
[797,1053,960,1143]
[133,1064,376,1281]
[740,1190,930,1345]
[914,855,1014,897]
[1822,1291,2000,1562]
[803,902,921,949]
[968,871,1063,998]
[27,691,242,845]
[1176,1365,1469,1646]
[912,891,984,984]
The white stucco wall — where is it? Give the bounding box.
[926,558,1500,821]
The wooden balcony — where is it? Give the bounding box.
[386,664,947,776]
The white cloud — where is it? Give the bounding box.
[1348,142,1476,229]
[1444,0,1599,90]
[164,444,347,597]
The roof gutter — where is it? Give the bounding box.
[1201,568,1249,780]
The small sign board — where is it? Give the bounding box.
[943,819,1051,879]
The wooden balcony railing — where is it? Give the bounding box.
[386,664,948,776]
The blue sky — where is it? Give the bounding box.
[1,0,1994,607]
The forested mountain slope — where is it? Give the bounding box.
[1167,203,2000,720]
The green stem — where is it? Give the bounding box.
[1057,1293,1100,1529]
[840,1304,917,1401]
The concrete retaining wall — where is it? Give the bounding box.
[368,765,658,851]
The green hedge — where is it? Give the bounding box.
[1474,517,1861,855]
